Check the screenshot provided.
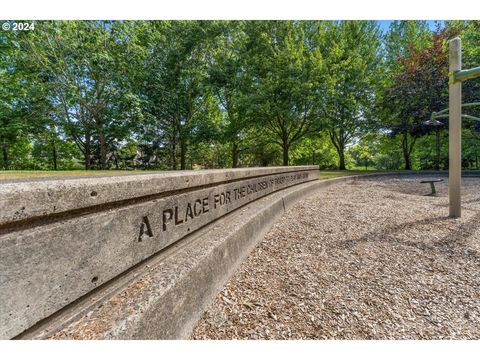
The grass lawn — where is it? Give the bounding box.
[319,170,385,179]
[0,168,395,181]
[0,170,147,180]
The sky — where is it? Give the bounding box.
[377,20,444,33]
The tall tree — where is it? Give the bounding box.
[19,21,141,169]
[140,21,221,170]
[0,29,49,169]
[207,21,252,168]
[382,29,449,170]
[319,21,382,170]
[242,21,322,166]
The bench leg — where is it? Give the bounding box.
[430,182,436,195]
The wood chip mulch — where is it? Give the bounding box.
[191,176,480,339]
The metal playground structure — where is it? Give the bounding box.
[447,37,480,218]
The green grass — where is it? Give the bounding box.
[319,170,386,179]
[0,170,146,180]
[0,168,395,181]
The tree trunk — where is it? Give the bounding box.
[329,128,346,171]
[232,142,239,168]
[402,132,412,170]
[98,130,107,170]
[2,144,8,170]
[85,130,91,170]
[171,128,177,170]
[171,143,177,170]
[114,152,119,170]
[338,148,346,170]
[51,141,57,171]
[403,150,411,170]
[282,140,289,166]
[180,138,187,170]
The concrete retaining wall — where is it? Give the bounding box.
[4,169,475,339]
[0,166,318,339]
[20,174,329,339]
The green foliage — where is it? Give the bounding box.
[16,21,143,170]
[383,21,432,73]
[461,21,480,122]
[319,21,382,170]
[2,20,480,172]
[372,134,404,170]
[290,133,338,169]
[241,21,323,165]
[347,143,375,170]
[380,26,450,170]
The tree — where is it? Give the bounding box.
[348,142,375,170]
[460,21,480,126]
[19,21,141,170]
[207,21,252,168]
[4,20,475,172]
[383,21,432,72]
[0,29,49,169]
[139,21,222,170]
[242,21,322,166]
[0,30,25,169]
[382,29,449,170]
[319,21,382,170]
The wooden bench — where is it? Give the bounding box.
[420,179,444,195]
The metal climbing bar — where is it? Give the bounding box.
[452,66,480,83]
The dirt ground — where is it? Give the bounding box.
[192,175,480,339]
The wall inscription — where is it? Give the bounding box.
[147,172,309,236]
[0,167,317,339]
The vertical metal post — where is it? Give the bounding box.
[449,37,462,218]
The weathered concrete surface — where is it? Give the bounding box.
[0,166,317,339]
[21,178,328,339]
[18,173,394,340]
[25,170,480,340]
[0,167,316,225]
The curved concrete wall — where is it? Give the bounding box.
[23,173,330,339]
[0,166,318,339]
[6,169,472,339]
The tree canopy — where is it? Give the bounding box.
[1,20,480,171]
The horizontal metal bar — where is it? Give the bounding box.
[462,102,480,108]
[462,114,480,121]
[433,114,480,121]
[434,108,449,116]
[431,103,480,120]
[453,66,480,83]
